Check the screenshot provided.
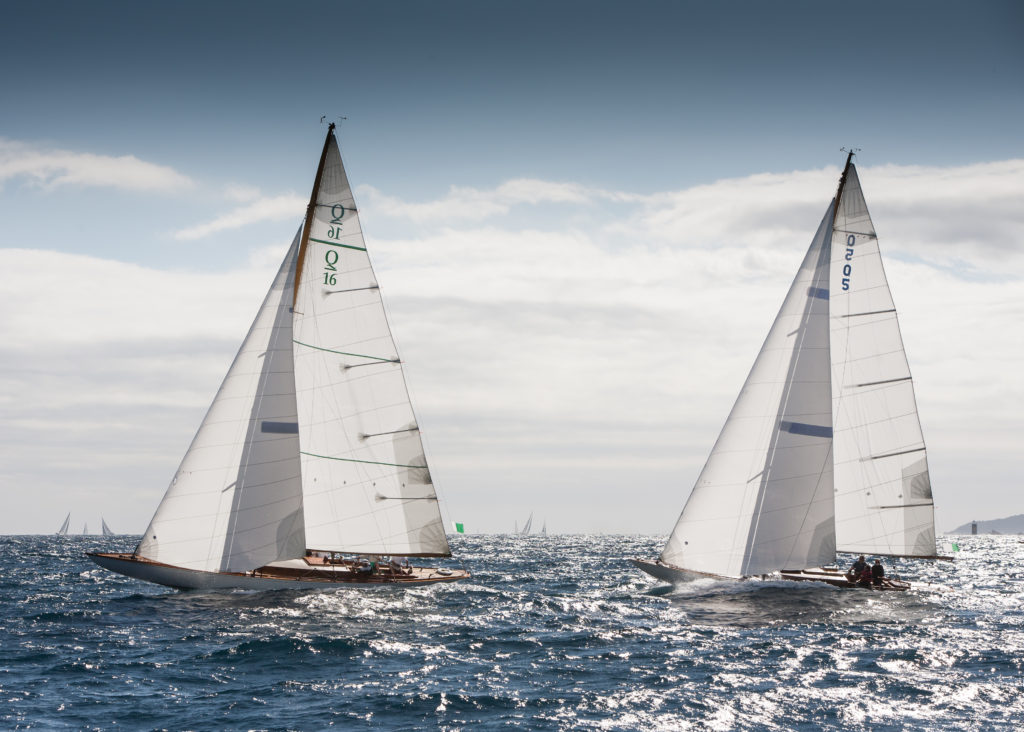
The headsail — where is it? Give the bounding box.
[830,162,937,557]
[136,230,306,573]
[292,126,451,558]
[660,202,837,577]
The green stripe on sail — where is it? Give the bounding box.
[300,451,425,470]
[310,237,366,251]
[293,340,397,362]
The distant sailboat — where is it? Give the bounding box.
[541,520,547,537]
[520,513,534,535]
[634,153,938,591]
[82,523,89,536]
[101,518,115,537]
[56,513,70,536]
[90,124,468,590]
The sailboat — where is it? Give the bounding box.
[90,124,469,590]
[520,512,534,535]
[56,513,70,536]
[82,523,89,536]
[101,518,115,537]
[634,153,937,591]
[541,520,547,537]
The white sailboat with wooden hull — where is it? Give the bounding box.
[634,153,935,592]
[90,124,468,590]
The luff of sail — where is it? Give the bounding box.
[660,203,837,578]
[135,230,306,573]
[830,163,936,557]
[292,126,451,558]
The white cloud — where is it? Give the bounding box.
[358,178,634,223]
[173,193,306,240]
[1,159,1021,534]
[0,137,193,191]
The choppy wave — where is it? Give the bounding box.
[1,534,1022,729]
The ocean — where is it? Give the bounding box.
[1,533,1022,730]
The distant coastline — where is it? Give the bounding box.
[949,513,1024,535]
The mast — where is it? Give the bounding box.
[833,149,855,227]
[293,123,336,307]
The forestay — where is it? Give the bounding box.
[292,129,450,557]
[660,204,838,577]
[830,164,936,557]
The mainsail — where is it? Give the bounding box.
[660,202,837,578]
[291,129,450,558]
[830,164,937,557]
[56,513,70,536]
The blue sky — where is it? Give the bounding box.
[1,1,1022,535]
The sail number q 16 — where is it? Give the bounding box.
[323,204,346,286]
[841,234,855,291]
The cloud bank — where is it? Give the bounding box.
[0,138,193,191]
[174,193,307,240]
[2,159,1021,534]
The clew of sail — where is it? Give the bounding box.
[830,164,936,557]
[291,128,450,558]
[136,230,306,573]
[660,203,837,578]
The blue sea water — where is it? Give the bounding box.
[1,534,1023,730]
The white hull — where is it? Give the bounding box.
[88,553,469,591]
